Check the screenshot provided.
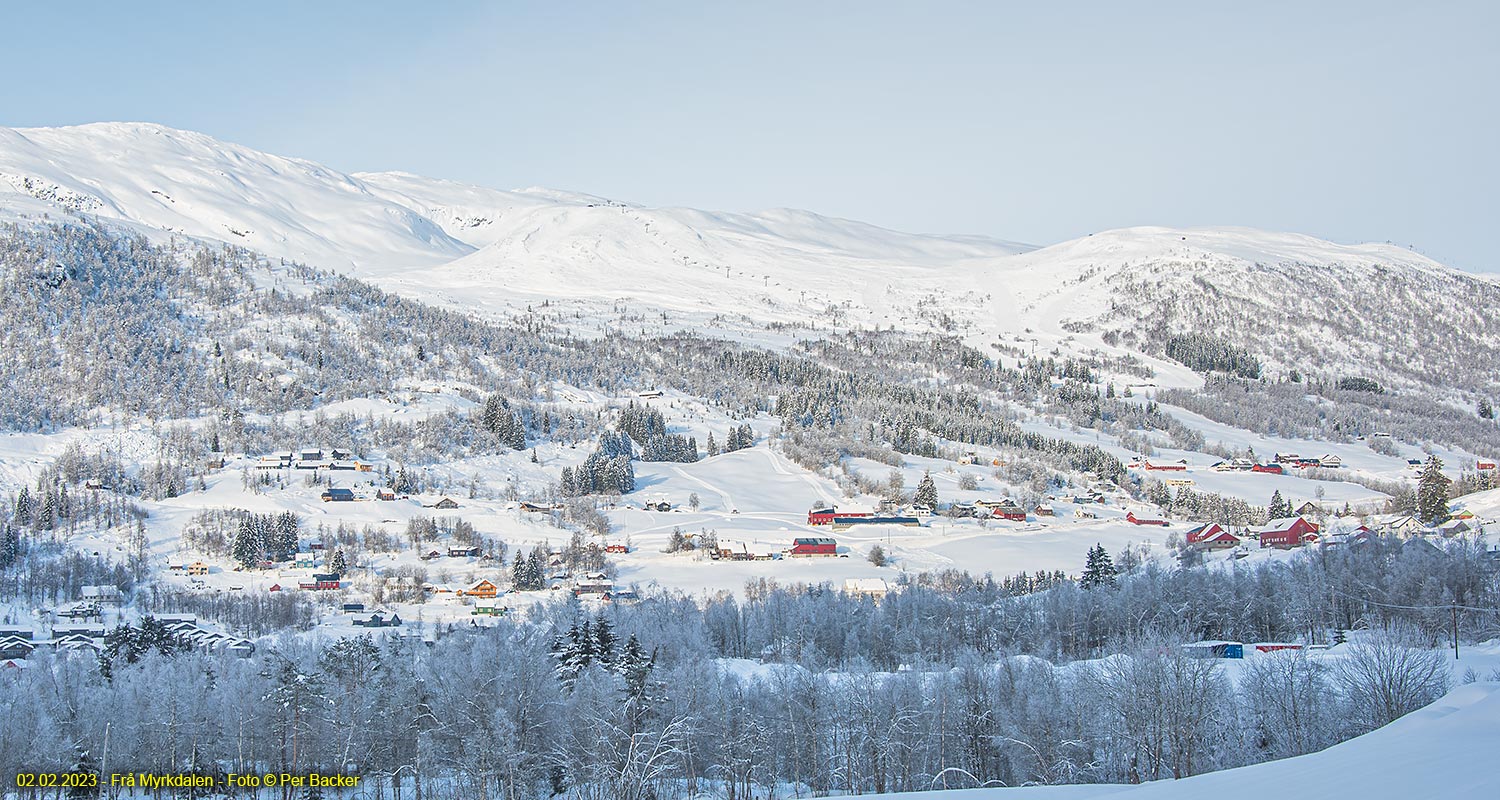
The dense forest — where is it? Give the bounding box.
[1,535,1492,799]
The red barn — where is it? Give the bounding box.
[1186,523,1240,550]
[1251,463,1285,475]
[789,537,837,556]
[605,544,629,554]
[992,506,1027,521]
[809,509,868,526]
[1143,460,1187,471]
[1255,517,1320,549]
[1125,511,1169,526]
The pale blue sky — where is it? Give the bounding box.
[2,2,1495,270]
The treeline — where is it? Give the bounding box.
[560,432,637,496]
[1090,251,1500,394]
[1159,376,1500,458]
[3,536,1487,798]
[711,347,1126,484]
[1164,332,1262,379]
[230,511,302,567]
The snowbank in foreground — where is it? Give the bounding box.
[826,681,1500,799]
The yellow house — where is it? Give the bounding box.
[187,561,210,576]
[461,579,499,599]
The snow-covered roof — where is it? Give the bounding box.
[1253,516,1310,533]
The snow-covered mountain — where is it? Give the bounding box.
[0,121,1024,285]
[2,121,1496,393]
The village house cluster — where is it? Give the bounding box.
[1,611,254,672]
[254,446,372,472]
[1177,507,1495,554]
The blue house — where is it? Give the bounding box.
[1182,640,1244,659]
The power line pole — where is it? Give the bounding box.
[1452,605,1460,661]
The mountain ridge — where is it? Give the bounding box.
[2,121,1496,397]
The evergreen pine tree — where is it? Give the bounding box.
[36,487,56,531]
[914,471,938,510]
[1478,397,1493,420]
[1417,455,1452,523]
[480,394,506,436]
[232,516,262,569]
[1148,482,1172,509]
[575,618,596,668]
[552,621,585,688]
[13,487,31,527]
[528,547,549,589]
[329,548,347,575]
[593,615,617,666]
[501,410,526,450]
[617,634,659,732]
[1268,490,1292,519]
[272,511,300,561]
[511,550,528,590]
[0,524,18,569]
[66,743,98,800]
[1080,544,1117,589]
[391,465,415,494]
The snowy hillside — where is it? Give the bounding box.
[3,122,1495,396]
[3,121,1500,800]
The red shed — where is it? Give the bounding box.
[1126,511,1169,526]
[1255,516,1320,549]
[789,537,837,556]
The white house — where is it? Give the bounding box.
[843,578,890,599]
[80,585,122,605]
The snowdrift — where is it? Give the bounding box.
[826,682,1500,799]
